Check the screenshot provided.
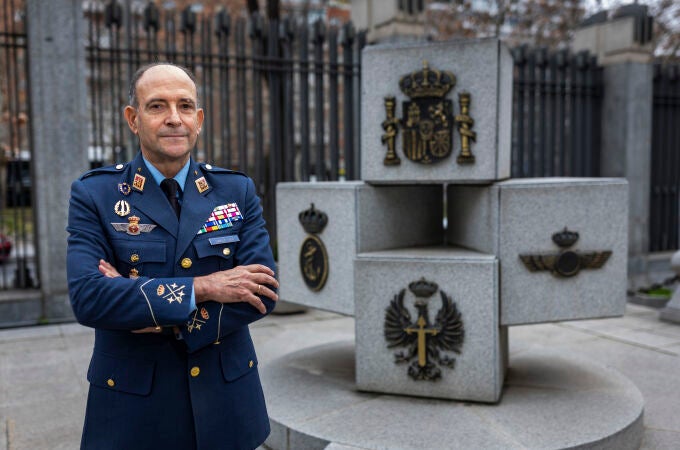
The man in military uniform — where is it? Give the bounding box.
[67,62,279,449]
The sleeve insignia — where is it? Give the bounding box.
[158,282,186,304]
[187,308,207,333]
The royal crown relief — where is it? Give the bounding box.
[382,61,477,166]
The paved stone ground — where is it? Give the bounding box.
[0,303,678,449]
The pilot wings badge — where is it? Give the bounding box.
[384,278,464,381]
[111,215,157,236]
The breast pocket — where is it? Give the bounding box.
[193,233,239,270]
[111,239,167,275]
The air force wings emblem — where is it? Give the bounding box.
[384,278,464,381]
[519,228,612,278]
[111,215,157,236]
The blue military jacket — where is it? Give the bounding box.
[67,152,276,450]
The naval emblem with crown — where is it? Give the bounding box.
[298,203,329,292]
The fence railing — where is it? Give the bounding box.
[0,0,37,290]
[650,63,680,252]
[511,46,603,178]
[86,1,365,239]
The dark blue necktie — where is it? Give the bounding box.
[160,178,181,218]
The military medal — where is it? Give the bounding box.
[111,215,157,235]
[195,176,209,193]
[118,182,132,196]
[114,200,130,217]
[196,203,243,235]
[132,173,146,192]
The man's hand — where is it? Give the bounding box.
[98,259,121,278]
[194,264,279,314]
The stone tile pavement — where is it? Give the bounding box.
[0,303,678,449]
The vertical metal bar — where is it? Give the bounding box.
[266,17,282,238]
[312,20,326,181]
[526,49,536,177]
[556,50,568,176]
[203,17,214,162]
[672,66,680,249]
[511,46,526,177]
[650,65,660,250]
[545,52,556,177]
[583,54,596,176]
[298,22,310,181]
[216,10,231,168]
[249,13,264,185]
[341,22,355,180]
[87,3,100,167]
[328,27,339,181]
[536,47,547,176]
[355,30,366,179]
[235,18,247,172]
[280,18,295,181]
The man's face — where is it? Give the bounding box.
[124,65,204,166]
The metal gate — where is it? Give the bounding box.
[511,46,603,178]
[650,63,680,252]
[85,1,365,241]
[0,0,37,290]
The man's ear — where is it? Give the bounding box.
[124,106,139,134]
[196,108,204,134]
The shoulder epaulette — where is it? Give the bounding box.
[79,162,128,180]
[199,162,246,177]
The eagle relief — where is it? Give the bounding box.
[384,278,464,381]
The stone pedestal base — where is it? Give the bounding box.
[660,289,680,324]
[262,341,644,450]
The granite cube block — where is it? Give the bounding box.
[276,182,443,315]
[361,38,513,184]
[354,247,506,402]
[447,178,629,325]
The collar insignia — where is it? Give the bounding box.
[132,173,146,192]
[195,176,209,193]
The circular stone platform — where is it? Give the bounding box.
[261,341,644,450]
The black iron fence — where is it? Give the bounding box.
[0,0,36,290]
[511,46,603,178]
[650,63,680,252]
[86,1,365,239]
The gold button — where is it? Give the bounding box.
[130,254,139,263]
[181,258,192,269]
[222,248,231,256]
[107,378,115,387]
[190,366,200,377]
[249,360,254,368]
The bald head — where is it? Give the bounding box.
[128,62,198,108]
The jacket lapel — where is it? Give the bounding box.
[175,160,219,262]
